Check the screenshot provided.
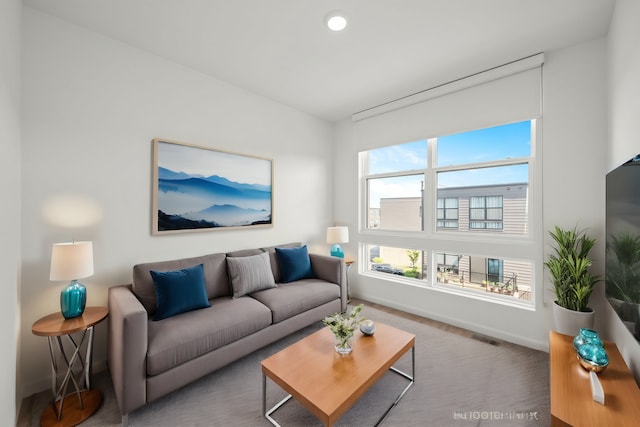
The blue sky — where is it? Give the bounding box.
[437,121,531,167]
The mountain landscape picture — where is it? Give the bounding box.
[153,140,273,233]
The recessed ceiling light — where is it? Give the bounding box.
[324,11,348,31]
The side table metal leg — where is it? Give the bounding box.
[46,337,60,417]
[49,328,92,420]
[85,326,95,390]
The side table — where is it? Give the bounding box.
[32,306,108,427]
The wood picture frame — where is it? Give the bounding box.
[152,138,273,234]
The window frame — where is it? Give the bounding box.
[358,119,540,309]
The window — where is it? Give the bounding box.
[365,140,427,232]
[360,120,535,305]
[437,198,459,228]
[363,121,530,236]
[470,196,503,230]
[436,253,460,274]
[435,253,531,302]
[487,258,504,283]
[367,245,426,280]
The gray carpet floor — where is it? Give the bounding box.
[20,304,550,426]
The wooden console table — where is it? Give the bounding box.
[549,331,640,426]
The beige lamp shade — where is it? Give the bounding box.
[50,241,94,281]
[326,226,349,244]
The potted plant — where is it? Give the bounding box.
[545,225,600,335]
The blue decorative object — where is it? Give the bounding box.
[150,264,211,320]
[573,328,603,351]
[330,244,345,258]
[577,343,609,372]
[275,245,314,283]
[60,280,87,319]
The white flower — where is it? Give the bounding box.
[322,304,365,347]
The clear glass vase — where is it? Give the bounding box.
[334,334,354,355]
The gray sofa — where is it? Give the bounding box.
[107,243,346,424]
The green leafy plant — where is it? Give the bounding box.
[545,225,600,312]
[406,250,420,270]
[404,250,421,278]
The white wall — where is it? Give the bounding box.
[334,38,608,351]
[605,0,640,378]
[21,7,334,396]
[0,0,21,422]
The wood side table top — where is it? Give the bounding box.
[32,306,109,337]
[549,331,640,427]
[262,322,415,426]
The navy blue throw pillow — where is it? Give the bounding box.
[150,263,211,320]
[276,245,314,283]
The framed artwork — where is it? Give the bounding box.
[152,138,273,234]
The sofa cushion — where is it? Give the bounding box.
[276,245,314,283]
[226,252,277,298]
[150,264,211,320]
[250,279,340,323]
[133,252,229,314]
[146,296,272,376]
[261,242,300,283]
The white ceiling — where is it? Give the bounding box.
[24,0,615,122]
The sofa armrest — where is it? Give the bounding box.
[309,253,347,311]
[108,285,148,416]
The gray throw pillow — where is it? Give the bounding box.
[227,252,276,298]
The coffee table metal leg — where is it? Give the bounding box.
[263,374,293,427]
[375,345,415,427]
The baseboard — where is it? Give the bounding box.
[360,295,549,352]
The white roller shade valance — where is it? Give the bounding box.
[353,54,543,151]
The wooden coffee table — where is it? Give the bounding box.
[261,322,415,426]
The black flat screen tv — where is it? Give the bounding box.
[606,154,640,341]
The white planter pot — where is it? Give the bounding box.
[552,301,595,336]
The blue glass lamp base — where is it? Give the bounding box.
[330,244,345,258]
[61,280,87,319]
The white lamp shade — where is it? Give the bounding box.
[50,241,94,281]
[326,226,349,244]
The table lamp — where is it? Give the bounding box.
[326,226,349,258]
[50,241,94,319]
